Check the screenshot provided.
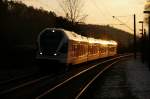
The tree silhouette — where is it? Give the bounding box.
[0,0,135,56]
[59,0,87,24]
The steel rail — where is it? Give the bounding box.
[75,60,120,99]
[0,75,51,95]
[36,54,132,99]
[0,73,35,85]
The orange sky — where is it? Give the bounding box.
[17,0,145,34]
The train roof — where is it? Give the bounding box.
[63,29,117,45]
[43,28,117,45]
[64,30,88,43]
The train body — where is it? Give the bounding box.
[36,28,117,65]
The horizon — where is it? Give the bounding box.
[14,0,145,34]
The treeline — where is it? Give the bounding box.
[0,1,80,49]
[1,0,56,49]
[0,0,134,54]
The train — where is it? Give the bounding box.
[36,28,117,65]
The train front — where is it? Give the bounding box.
[36,28,68,64]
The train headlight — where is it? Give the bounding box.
[54,53,57,56]
[40,52,43,55]
[52,30,55,32]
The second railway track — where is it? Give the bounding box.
[0,54,133,99]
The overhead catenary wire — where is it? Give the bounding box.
[88,0,133,30]
[112,16,134,32]
[88,0,112,25]
[95,0,112,18]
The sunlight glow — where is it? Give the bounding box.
[17,0,144,33]
[88,38,117,45]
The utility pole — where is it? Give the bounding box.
[143,11,150,39]
[112,15,137,57]
[139,21,144,36]
[147,16,150,41]
[144,10,150,67]
[139,21,144,63]
[133,14,136,59]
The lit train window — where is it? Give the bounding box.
[75,44,78,57]
[100,47,106,53]
[109,47,115,52]
[72,44,76,57]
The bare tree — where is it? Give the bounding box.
[59,0,87,24]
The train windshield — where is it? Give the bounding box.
[40,29,63,51]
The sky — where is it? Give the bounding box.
[16,0,146,34]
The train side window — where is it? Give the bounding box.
[73,44,76,57]
[79,44,81,56]
[75,44,78,57]
[100,47,106,53]
[71,44,74,57]
[81,44,83,56]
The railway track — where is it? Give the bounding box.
[35,53,132,99]
[0,54,133,99]
[0,67,65,99]
[75,60,120,99]
[0,72,55,94]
